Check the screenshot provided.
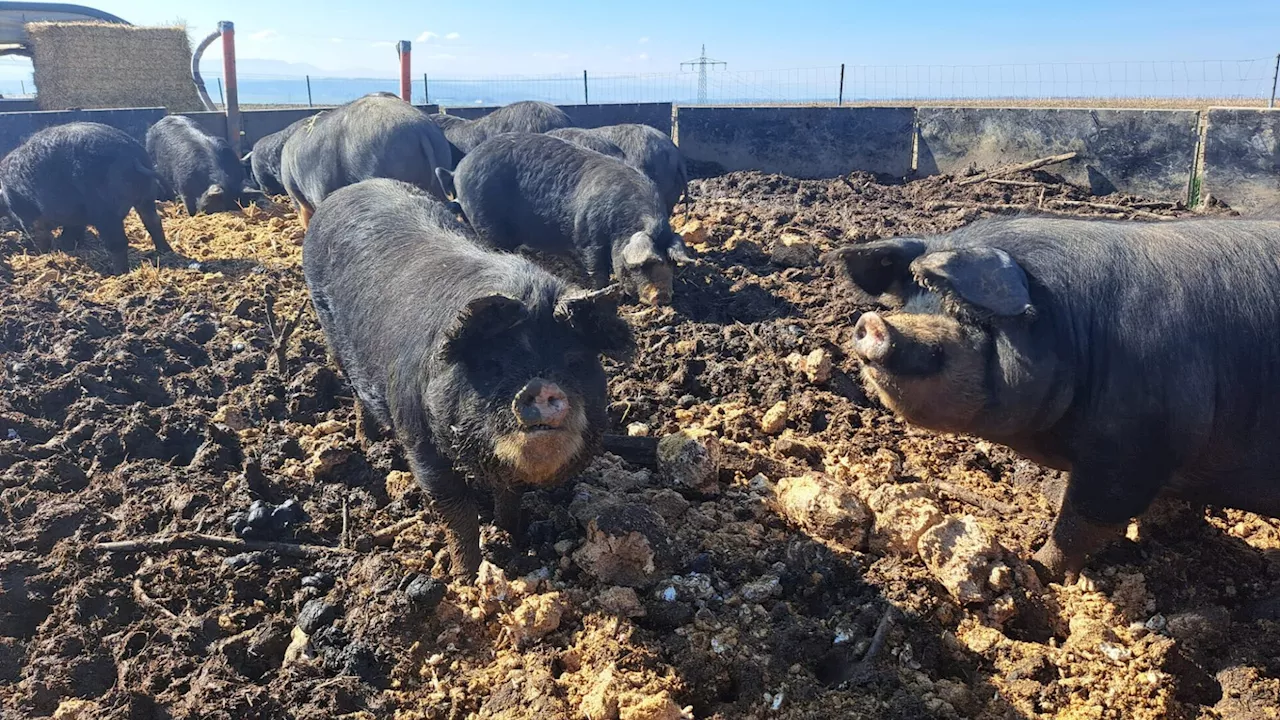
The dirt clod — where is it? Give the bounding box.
[656,429,721,496]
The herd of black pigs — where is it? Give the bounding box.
[1,92,1278,677]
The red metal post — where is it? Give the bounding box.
[397,41,412,102]
[219,21,241,156]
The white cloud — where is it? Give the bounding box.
[445,32,461,40]
[371,41,395,48]
[638,52,649,61]
[329,37,343,44]
[416,31,438,42]
[249,29,278,41]
[639,36,650,44]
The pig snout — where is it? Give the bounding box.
[853,312,892,364]
[513,379,570,428]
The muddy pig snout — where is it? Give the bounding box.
[513,379,570,428]
[853,312,893,364]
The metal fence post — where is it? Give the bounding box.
[583,70,589,105]
[306,75,312,107]
[424,73,429,104]
[1270,53,1279,109]
[838,63,845,105]
[397,41,412,102]
[219,21,241,157]
[217,78,224,106]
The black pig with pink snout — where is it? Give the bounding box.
[303,179,633,580]
[831,216,1280,583]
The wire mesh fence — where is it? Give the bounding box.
[4,56,1274,108]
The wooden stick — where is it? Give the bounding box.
[133,578,179,621]
[958,151,1078,186]
[927,201,1127,220]
[96,532,354,559]
[371,512,431,546]
[934,481,1018,516]
[1046,198,1178,221]
[982,178,1044,188]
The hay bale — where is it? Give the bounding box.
[27,22,204,112]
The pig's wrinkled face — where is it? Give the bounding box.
[833,239,1045,437]
[853,306,989,434]
[433,290,633,486]
[617,230,693,306]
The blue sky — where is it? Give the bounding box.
[4,0,1280,79]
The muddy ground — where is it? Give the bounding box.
[0,169,1278,720]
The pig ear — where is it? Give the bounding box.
[435,168,457,200]
[556,285,635,362]
[443,294,527,355]
[825,238,928,304]
[621,232,660,268]
[665,234,693,265]
[206,184,225,198]
[911,247,1033,317]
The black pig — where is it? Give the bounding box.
[0,121,170,274]
[582,124,687,213]
[546,127,626,161]
[146,115,262,216]
[831,216,1280,582]
[434,101,573,158]
[281,93,452,228]
[303,178,633,579]
[249,114,317,196]
[436,133,691,305]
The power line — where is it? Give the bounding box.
[681,44,726,104]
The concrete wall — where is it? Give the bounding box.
[178,111,228,142]
[917,107,1200,203]
[440,103,671,133]
[241,108,325,148]
[675,106,915,178]
[1201,108,1280,214]
[0,107,165,157]
[556,103,672,133]
[441,106,494,120]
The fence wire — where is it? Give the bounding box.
[2,56,1274,107]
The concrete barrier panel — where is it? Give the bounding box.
[917,107,1199,202]
[0,107,165,157]
[1202,108,1280,214]
[178,111,228,142]
[558,103,672,133]
[674,106,915,179]
[241,108,327,148]
[442,106,494,120]
[440,103,670,132]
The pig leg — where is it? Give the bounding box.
[1032,452,1169,583]
[1032,496,1125,584]
[56,225,85,251]
[25,218,53,253]
[297,202,314,230]
[135,202,172,255]
[96,218,131,275]
[406,436,482,580]
[182,195,198,217]
[493,486,524,536]
[353,401,384,447]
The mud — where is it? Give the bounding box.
[0,171,1277,720]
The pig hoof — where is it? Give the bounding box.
[1029,545,1069,585]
